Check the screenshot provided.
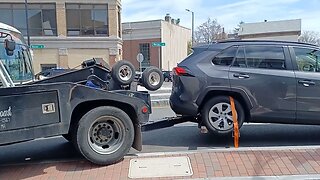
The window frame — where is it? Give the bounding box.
[232,45,287,70]
[0,3,57,36]
[65,3,109,37]
[211,46,238,67]
[139,43,151,70]
[290,46,320,73]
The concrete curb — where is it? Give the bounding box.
[128,145,320,157]
[189,174,320,180]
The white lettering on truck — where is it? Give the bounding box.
[0,107,12,118]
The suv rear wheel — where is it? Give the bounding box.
[201,96,245,135]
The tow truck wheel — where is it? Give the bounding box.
[112,60,136,85]
[141,67,164,91]
[73,106,134,165]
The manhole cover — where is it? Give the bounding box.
[128,156,193,178]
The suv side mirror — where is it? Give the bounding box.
[4,39,16,56]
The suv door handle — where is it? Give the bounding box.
[298,80,315,87]
[233,73,250,79]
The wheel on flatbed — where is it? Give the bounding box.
[112,60,136,85]
[141,67,164,91]
[201,96,245,135]
[72,106,134,165]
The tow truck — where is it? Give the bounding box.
[0,22,167,165]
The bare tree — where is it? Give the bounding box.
[298,31,320,46]
[194,18,226,44]
[233,21,245,34]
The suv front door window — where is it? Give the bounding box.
[292,47,320,123]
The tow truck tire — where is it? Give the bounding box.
[112,60,136,85]
[141,67,164,91]
[73,106,134,165]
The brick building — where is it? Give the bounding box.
[122,15,191,71]
[0,0,122,73]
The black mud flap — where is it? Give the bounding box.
[132,123,142,151]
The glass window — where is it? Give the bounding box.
[66,4,109,36]
[233,46,246,67]
[0,10,12,25]
[293,47,320,72]
[139,43,150,70]
[212,46,237,66]
[245,46,286,70]
[0,3,57,36]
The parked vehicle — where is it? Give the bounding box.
[170,40,320,135]
[0,22,164,165]
[162,70,172,82]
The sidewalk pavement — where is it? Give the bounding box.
[2,147,320,180]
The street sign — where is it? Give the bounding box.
[137,53,144,63]
[30,44,45,49]
[152,42,166,47]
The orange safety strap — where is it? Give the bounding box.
[230,96,239,148]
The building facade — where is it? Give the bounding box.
[238,19,301,41]
[122,17,191,71]
[0,0,122,73]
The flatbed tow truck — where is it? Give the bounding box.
[0,22,201,166]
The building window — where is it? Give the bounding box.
[0,3,57,36]
[66,4,109,36]
[139,43,150,69]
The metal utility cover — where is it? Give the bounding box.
[128,156,193,178]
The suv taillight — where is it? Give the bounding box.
[173,67,193,76]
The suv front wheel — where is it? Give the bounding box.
[201,96,245,135]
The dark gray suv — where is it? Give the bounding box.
[170,40,320,135]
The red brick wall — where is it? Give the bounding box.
[123,38,161,70]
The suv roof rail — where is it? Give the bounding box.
[215,39,319,47]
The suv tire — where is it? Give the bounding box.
[201,96,245,135]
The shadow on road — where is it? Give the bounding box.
[142,123,320,151]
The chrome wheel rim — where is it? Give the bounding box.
[88,116,125,155]
[118,65,132,81]
[208,102,236,131]
[148,72,161,86]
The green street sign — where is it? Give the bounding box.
[30,44,45,49]
[152,42,165,47]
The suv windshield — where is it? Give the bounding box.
[0,29,33,84]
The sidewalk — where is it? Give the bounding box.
[2,147,320,180]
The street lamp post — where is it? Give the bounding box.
[24,0,30,46]
[185,9,194,46]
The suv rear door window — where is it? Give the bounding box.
[293,47,320,72]
[212,46,237,66]
[234,46,286,70]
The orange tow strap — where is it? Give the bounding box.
[230,96,239,148]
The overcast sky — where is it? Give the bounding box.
[122,0,320,32]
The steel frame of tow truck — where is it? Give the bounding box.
[141,115,199,132]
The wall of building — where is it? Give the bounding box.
[238,19,301,42]
[122,19,191,71]
[1,0,122,73]
[161,21,191,71]
[122,38,161,70]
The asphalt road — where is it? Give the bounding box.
[1,107,320,166]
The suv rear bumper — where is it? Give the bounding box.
[169,93,198,116]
